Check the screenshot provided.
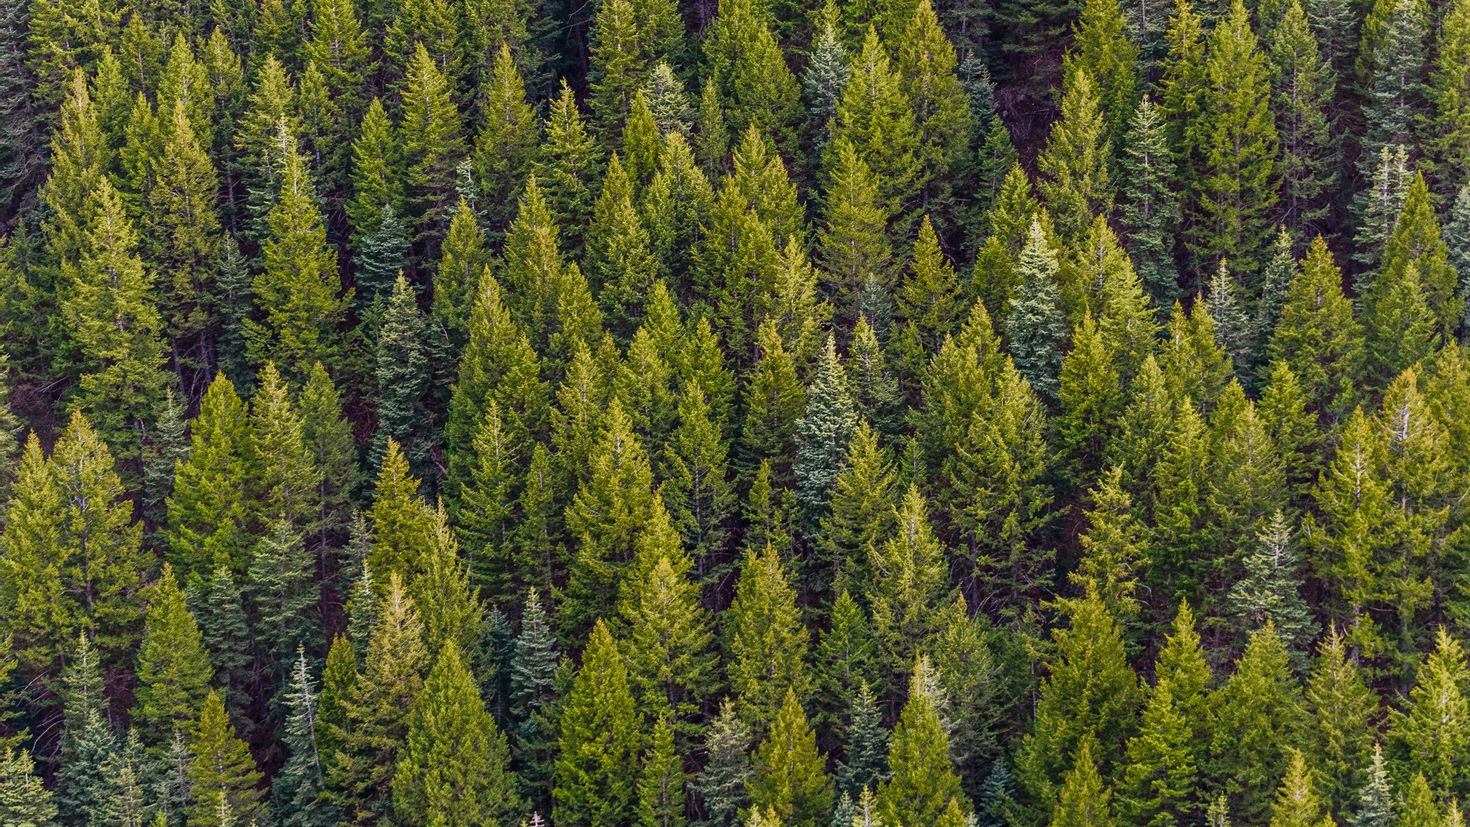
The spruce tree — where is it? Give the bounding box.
[1224,512,1316,655]
[1301,629,1377,817]
[866,486,950,685]
[1208,621,1305,823]
[508,589,561,812]
[1117,677,1199,825]
[836,680,888,799]
[553,620,641,827]
[1005,219,1068,404]
[372,274,431,475]
[1267,0,1335,234]
[696,698,752,827]
[272,648,333,827]
[400,42,467,247]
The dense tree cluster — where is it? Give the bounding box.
[4,0,1470,823]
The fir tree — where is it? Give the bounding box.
[131,565,213,753]
[1267,0,1335,234]
[747,688,834,827]
[187,689,264,826]
[509,589,561,812]
[1390,627,1470,799]
[1269,750,1327,827]
[697,699,753,827]
[1191,0,1279,277]
[1116,97,1180,309]
[1208,621,1305,823]
[372,274,431,475]
[724,545,810,728]
[1224,512,1316,655]
[393,642,523,826]
[794,336,858,529]
[636,713,686,827]
[272,648,333,827]
[876,657,966,826]
[553,620,641,827]
[1038,66,1113,243]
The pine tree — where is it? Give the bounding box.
[1191,0,1278,277]
[747,688,834,827]
[876,657,966,826]
[248,138,349,380]
[298,362,358,549]
[1390,627,1470,799]
[1117,97,1180,309]
[836,680,888,798]
[247,518,318,678]
[696,698,752,827]
[131,564,212,753]
[393,642,523,825]
[636,713,686,827]
[1038,66,1113,243]
[187,689,264,826]
[553,620,641,827]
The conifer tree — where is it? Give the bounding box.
[836,679,887,798]
[272,648,333,827]
[508,589,561,811]
[1266,237,1361,422]
[41,70,108,270]
[636,713,686,827]
[1005,220,1068,404]
[191,559,252,727]
[55,634,116,824]
[1118,676,1198,825]
[820,139,893,330]
[400,42,466,247]
[248,138,349,380]
[472,46,538,231]
[1038,67,1112,243]
[1116,97,1180,309]
[1379,173,1458,337]
[1267,0,1335,234]
[1300,629,1377,817]
[346,97,400,245]
[0,748,58,826]
[298,362,357,548]
[1058,314,1124,487]
[1224,511,1315,654]
[534,82,601,259]
[877,657,966,825]
[803,4,849,141]
[1390,627,1470,799]
[586,156,659,340]
[324,574,428,824]
[187,688,264,826]
[59,176,169,455]
[165,373,253,578]
[393,642,522,826]
[697,698,752,827]
[1015,594,1138,816]
[1356,0,1428,191]
[1268,749,1327,827]
[660,380,736,572]
[866,486,950,683]
[131,564,212,753]
[553,620,640,827]
[372,274,431,475]
[793,336,858,529]
[702,0,802,160]
[747,688,834,827]
[818,424,897,598]
[1353,745,1393,827]
[724,545,810,728]
[1191,0,1279,277]
[894,0,972,229]
[1051,741,1116,826]
[1208,621,1305,823]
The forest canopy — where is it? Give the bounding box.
[0,0,1469,822]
